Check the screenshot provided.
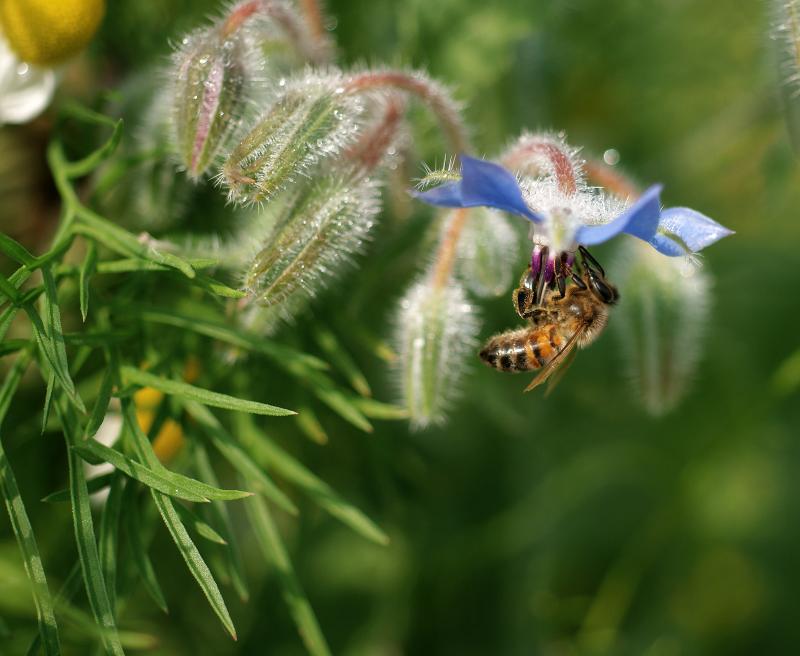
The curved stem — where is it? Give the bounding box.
[222,0,330,63]
[344,70,471,154]
[298,0,329,44]
[346,94,406,171]
[431,209,469,290]
[501,136,578,195]
[583,158,640,200]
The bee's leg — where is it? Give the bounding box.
[554,252,568,299]
[533,246,549,306]
[578,245,605,277]
[513,266,536,319]
[570,255,588,289]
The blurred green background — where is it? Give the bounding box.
[3,0,800,654]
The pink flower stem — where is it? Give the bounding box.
[583,158,640,200]
[501,137,578,195]
[343,71,471,154]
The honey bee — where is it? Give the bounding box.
[479,246,619,392]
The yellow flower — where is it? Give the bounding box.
[0,0,105,66]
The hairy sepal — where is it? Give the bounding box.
[243,174,381,313]
[456,208,520,298]
[611,240,710,416]
[222,72,364,203]
[392,274,479,429]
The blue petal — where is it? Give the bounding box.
[654,207,734,255]
[459,155,542,222]
[411,155,543,222]
[646,233,690,257]
[575,184,663,246]
[410,181,464,207]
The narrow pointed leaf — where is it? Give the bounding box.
[84,365,114,440]
[135,308,328,374]
[174,503,228,545]
[184,401,297,515]
[121,366,295,417]
[122,399,236,639]
[0,350,62,656]
[26,271,85,412]
[312,327,371,397]
[98,473,126,617]
[58,400,125,656]
[244,488,331,656]
[122,484,168,614]
[79,242,97,322]
[72,438,250,503]
[237,415,389,545]
[43,472,114,503]
[0,233,36,265]
[193,443,249,602]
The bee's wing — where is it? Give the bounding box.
[523,324,585,393]
[544,343,579,397]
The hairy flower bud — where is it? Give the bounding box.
[243,174,380,313]
[169,21,258,179]
[772,0,800,152]
[611,241,710,415]
[392,275,479,429]
[222,73,363,203]
[456,208,520,297]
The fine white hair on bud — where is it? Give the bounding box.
[392,273,479,429]
[242,174,381,313]
[456,208,521,298]
[772,0,800,150]
[611,240,710,416]
[168,21,259,180]
[222,71,365,203]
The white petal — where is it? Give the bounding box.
[0,36,56,124]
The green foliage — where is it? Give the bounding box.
[2,1,799,655]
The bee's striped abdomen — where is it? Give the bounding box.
[479,328,563,373]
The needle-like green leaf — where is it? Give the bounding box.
[98,473,126,616]
[237,415,389,545]
[72,438,250,503]
[193,443,249,602]
[58,399,125,656]
[244,487,331,656]
[0,350,62,655]
[121,366,295,417]
[121,398,237,640]
[122,484,168,614]
[185,401,297,515]
[79,242,97,322]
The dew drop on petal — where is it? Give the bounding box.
[603,148,620,166]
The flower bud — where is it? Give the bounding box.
[611,241,710,415]
[169,23,257,180]
[456,208,520,297]
[392,274,479,429]
[222,73,363,203]
[243,174,380,313]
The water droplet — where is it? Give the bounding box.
[603,148,620,166]
[16,63,29,76]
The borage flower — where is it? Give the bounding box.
[413,154,733,295]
